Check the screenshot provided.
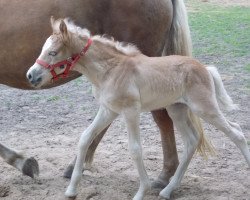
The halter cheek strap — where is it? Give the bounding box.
[36,38,92,81]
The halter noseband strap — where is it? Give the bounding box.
[36,38,92,81]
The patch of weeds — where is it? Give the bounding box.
[5,102,11,110]
[47,95,60,102]
[245,64,250,73]
[32,95,42,101]
[73,77,84,86]
[86,87,92,95]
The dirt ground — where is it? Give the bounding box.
[0,1,249,200]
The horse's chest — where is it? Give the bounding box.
[95,87,140,113]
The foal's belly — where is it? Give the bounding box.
[140,91,182,112]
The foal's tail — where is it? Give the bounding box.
[163,0,192,56]
[206,66,239,111]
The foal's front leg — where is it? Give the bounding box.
[123,108,151,200]
[65,106,118,198]
[63,126,110,178]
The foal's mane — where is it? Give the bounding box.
[63,18,141,56]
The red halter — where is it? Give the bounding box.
[36,38,92,81]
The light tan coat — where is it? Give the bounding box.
[27,19,250,200]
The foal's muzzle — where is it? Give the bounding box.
[26,69,43,87]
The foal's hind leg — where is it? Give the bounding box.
[159,104,200,199]
[189,100,250,166]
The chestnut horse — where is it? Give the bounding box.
[0,0,193,185]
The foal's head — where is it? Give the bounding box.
[26,17,80,87]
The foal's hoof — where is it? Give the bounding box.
[159,190,171,200]
[63,164,74,179]
[22,157,39,178]
[65,188,77,199]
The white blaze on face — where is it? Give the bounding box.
[26,36,54,86]
[39,36,53,59]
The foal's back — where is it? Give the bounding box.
[135,55,210,89]
[126,55,212,111]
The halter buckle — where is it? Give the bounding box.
[67,57,73,62]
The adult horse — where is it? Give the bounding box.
[0,0,193,187]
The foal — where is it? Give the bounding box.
[27,18,250,200]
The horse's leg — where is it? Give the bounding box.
[63,125,109,178]
[123,107,151,200]
[189,101,250,167]
[203,117,250,166]
[0,143,39,178]
[65,106,118,198]
[183,80,250,166]
[152,0,194,189]
[159,104,200,199]
[151,109,179,188]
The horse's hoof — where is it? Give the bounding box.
[65,188,77,199]
[151,179,168,189]
[159,191,171,200]
[22,157,39,178]
[63,164,74,179]
[65,196,77,200]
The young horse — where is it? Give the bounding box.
[27,18,250,200]
[1,0,191,184]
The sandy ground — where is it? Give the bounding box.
[0,1,250,200]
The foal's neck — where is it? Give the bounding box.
[73,36,128,87]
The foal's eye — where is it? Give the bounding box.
[48,51,57,56]
[60,65,65,69]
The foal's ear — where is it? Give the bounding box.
[59,20,68,37]
[50,16,55,26]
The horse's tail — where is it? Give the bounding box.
[164,0,215,158]
[163,0,192,56]
[187,110,216,158]
[206,65,239,111]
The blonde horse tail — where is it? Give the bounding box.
[163,0,192,56]
[187,110,216,158]
[164,0,214,158]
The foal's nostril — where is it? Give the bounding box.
[28,73,32,80]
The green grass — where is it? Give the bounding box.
[245,64,250,72]
[47,95,60,102]
[73,77,84,86]
[188,1,250,58]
